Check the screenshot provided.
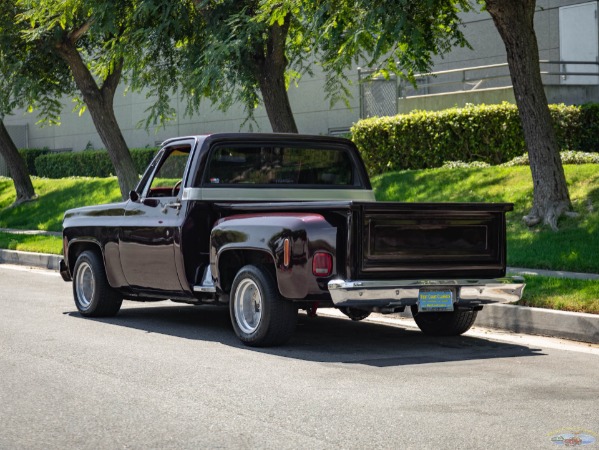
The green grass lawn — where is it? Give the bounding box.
[0,231,63,255]
[0,176,122,231]
[2,166,599,314]
[515,275,599,314]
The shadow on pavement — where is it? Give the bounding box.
[65,302,545,367]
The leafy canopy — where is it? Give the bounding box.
[15,0,197,128]
[258,0,472,104]
[0,0,73,123]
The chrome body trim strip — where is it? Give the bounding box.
[193,285,217,293]
[182,187,376,202]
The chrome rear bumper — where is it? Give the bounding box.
[327,277,525,308]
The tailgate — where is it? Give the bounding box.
[355,202,512,280]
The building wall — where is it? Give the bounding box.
[431,0,588,70]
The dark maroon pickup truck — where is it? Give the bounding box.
[60,133,524,346]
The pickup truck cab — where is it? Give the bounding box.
[60,133,524,346]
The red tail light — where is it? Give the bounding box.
[312,252,333,277]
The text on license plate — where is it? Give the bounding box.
[418,290,454,312]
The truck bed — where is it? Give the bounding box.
[214,200,512,280]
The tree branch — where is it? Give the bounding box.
[54,38,101,101]
[101,57,123,100]
[68,18,95,44]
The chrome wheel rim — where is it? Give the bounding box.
[75,261,95,309]
[234,278,262,334]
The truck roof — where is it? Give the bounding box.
[160,132,354,148]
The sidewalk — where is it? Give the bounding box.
[1,237,598,345]
[508,267,599,280]
[0,228,62,237]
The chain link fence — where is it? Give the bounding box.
[358,69,398,119]
[358,61,599,121]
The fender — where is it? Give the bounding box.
[62,201,129,287]
[63,236,128,289]
[61,236,101,281]
[210,212,338,299]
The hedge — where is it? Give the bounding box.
[34,148,158,178]
[18,148,52,176]
[351,102,599,175]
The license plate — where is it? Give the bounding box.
[418,290,454,312]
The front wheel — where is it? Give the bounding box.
[230,265,297,347]
[411,306,478,336]
[72,250,123,317]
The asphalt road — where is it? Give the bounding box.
[1,265,598,450]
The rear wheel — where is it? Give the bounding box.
[340,307,371,321]
[411,306,477,336]
[73,250,123,317]
[230,265,297,347]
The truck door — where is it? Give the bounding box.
[119,141,194,293]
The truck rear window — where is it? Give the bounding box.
[204,145,354,186]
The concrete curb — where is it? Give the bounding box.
[476,303,599,344]
[0,249,62,271]
[395,304,599,345]
[1,249,598,345]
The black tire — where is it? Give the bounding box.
[229,265,297,347]
[411,306,478,336]
[339,307,371,321]
[72,250,123,317]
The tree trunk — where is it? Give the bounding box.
[255,18,298,134]
[0,118,36,206]
[55,38,138,200]
[486,0,571,230]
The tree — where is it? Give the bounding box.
[18,0,140,199]
[0,0,72,206]
[172,0,471,135]
[168,0,306,133]
[0,42,36,205]
[16,1,206,197]
[0,120,35,206]
[485,0,572,229]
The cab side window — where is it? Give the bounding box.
[147,147,191,197]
